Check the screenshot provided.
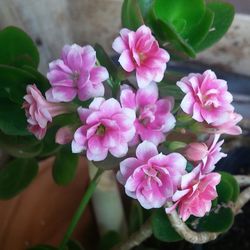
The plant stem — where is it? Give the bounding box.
[59,167,104,250]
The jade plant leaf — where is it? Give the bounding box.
[0,26,39,68]
[199,207,234,232]
[52,145,79,185]
[122,0,144,30]
[195,1,234,51]
[0,158,38,199]
[152,208,182,242]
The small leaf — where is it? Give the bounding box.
[216,176,233,204]
[219,171,239,202]
[122,0,144,30]
[152,208,182,242]
[52,145,79,185]
[0,158,38,199]
[0,26,39,68]
[128,201,144,234]
[199,207,234,232]
[99,231,121,250]
[195,2,234,51]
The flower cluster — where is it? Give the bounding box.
[23,25,242,222]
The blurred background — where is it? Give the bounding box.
[0,0,249,75]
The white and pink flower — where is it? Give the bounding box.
[166,166,221,221]
[120,82,176,146]
[112,25,169,88]
[46,44,109,102]
[71,97,136,161]
[177,70,234,124]
[185,134,226,174]
[23,84,69,140]
[117,141,186,209]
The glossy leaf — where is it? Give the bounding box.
[199,207,234,232]
[152,208,182,242]
[122,0,144,30]
[52,145,79,185]
[195,2,234,51]
[0,98,29,136]
[0,26,39,68]
[216,175,233,204]
[0,158,38,199]
[0,131,43,158]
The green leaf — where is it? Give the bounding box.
[0,158,38,199]
[138,0,154,19]
[153,0,205,36]
[28,245,57,250]
[216,176,233,204]
[195,2,234,51]
[219,171,239,202]
[199,207,234,232]
[152,208,182,242]
[0,98,29,136]
[0,64,37,104]
[128,201,144,234]
[39,126,61,157]
[188,8,214,47]
[0,26,39,68]
[52,145,79,185]
[99,231,121,250]
[122,0,144,30]
[0,131,43,158]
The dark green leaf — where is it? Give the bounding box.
[0,131,43,158]
[199,207,234,232]
[0,64,37,104]
[52,145,79,185]
[99,231,121,250]
[122,0,144,30]
[219,171,239,202]
[0,26,39,68]
[0,98,29,136]
[67,239,85,250]
[195,2,234,51]
[216,176,233,204]
[129,201,144,234]
[0,158,38,199]
[138,0,154,19]
[152,208,182,242]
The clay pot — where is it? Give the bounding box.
[0,157,98,250]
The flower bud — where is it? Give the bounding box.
[184,142,208,162]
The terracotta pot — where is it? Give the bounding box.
[0,157,98,250]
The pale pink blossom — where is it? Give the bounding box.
[177,70,234,124]
[46,44,109,102]
[209,111,242,135]
[166,166,221,221]
[112,25,169,88]
[117,141,186,209]
[71,97,136,161]
[23,84,69,140]
[185,134,226,173]
[120,82,176,146]
[55,126,74,145]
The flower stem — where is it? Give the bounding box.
[59,167,104,250]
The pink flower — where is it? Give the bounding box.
[55,126,74,145]
[46,44,109,102]
[185,134,226,173]
[166,166,221,221]
[117,141,187,209]
[177,70,234,124]
[120,82,176,146]
[23,84,69,140]
[112,25,170,88]
[209,111,242,135]
[71,97,136,161]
